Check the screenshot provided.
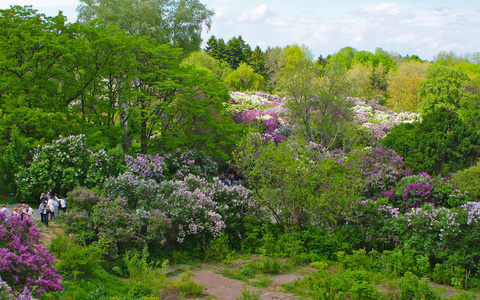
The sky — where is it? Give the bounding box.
[1,0,479,61]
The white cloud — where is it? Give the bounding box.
[238,4,273,23]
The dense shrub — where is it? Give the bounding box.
[0,212,62,297]
[62,189,171,259]
[16,134,125,201]
[451,164,480,202]
[125,148,218,182]
[391,173,467,210]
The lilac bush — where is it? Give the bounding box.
[62,188,171,260]
[392,173,467,211]
[388,203,460,256]
[16,135,125,201]
[103,172,162,210]
[155,174,259,243]
[125,149,218,181]
[163,148,218,180]
[355,147,412,198]
[125,153,166,181]
[0,212,62,297]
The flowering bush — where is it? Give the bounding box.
[355,147,412,198]
[16,135,125,201]
[349,97,420,141]
[154,174,258,244]
[103,172,162,210]
[387,204,461,257]
[125,149,218,181]
[163,148,218,180]
[62,188,171,259]
[391,173,467,211]
[0,212,62,297]
[341,198,400,250]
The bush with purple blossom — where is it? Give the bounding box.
[0,212,62,298]
[125,149,218,181]
[355,147,412,198]
[391,173,467,211]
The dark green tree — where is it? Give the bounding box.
[250,45,266,77]
[225,35,251,69]
[383,108,480,175]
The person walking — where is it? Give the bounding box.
[39,201,46,224]
[47,198,55,220]
[59,197,67,213]
[52,194,60,215]
[25,205,33,221]
[41,201,49,226]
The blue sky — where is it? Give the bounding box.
[1,0,479,60]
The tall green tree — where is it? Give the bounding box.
[225,35,252,69]
[0,6,83,143]
[417,65,469,114]
[77,0,213,52]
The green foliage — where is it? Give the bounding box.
[0,126,31,193]
[224,62,266,91]
[236,285,262,300]
[400,272,437,300]
[386,60,430,112]
[181,51,232,80]
[383,108,480,175]
[49,235,104,280]
[173,268,204,297]
[451,164,480,202]
[234,136,362,228]
[203,234,234,262]
[78,0,213,52]
[418,65,469,114]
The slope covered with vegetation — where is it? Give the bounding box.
[1,2,480,299]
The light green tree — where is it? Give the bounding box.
[181,51,232,80]
[417,65,469,114]
[233,135,362,228]
[224,62,265,91]
[386,60,430,112]
[77,0,213,52]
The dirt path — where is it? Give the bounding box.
[184,269,299,300]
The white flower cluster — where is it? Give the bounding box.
[228,92,271,112]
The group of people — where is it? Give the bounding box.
[0,203,34,221]
[39,191,67,226]
[222,165,245,186]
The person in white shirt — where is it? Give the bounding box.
[0,204,11,220]
[25,205,34,221]
[47,198,55,220]
[59,198,67,213]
